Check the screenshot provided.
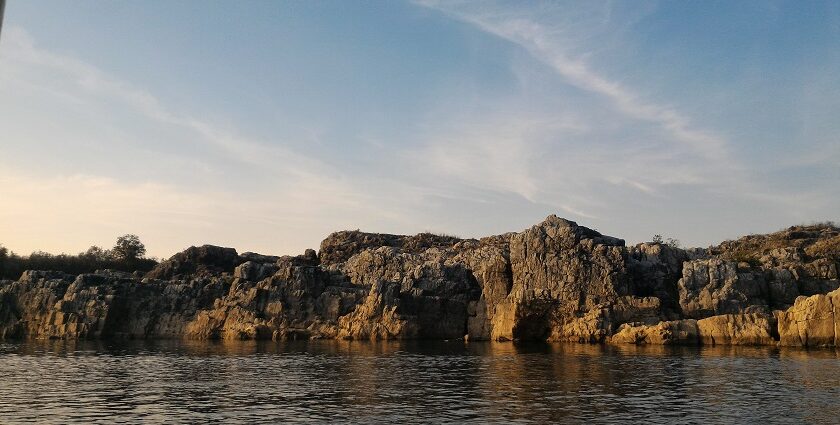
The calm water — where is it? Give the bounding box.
[0,340,838,424]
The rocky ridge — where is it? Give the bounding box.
[1,216,838,347]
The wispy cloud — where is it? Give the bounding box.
[410,1,752,209]
[418,1,733,162]
[0,26,414,256]
[1,3,836,255]
[1,27,330,174]
[402,0,840,242]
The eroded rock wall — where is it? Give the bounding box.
[1,216,838,346]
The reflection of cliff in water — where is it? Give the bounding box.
[1,340,839,422]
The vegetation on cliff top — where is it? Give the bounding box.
[712,222,839,264]
[2,222,837,281]
[0,234,157,280]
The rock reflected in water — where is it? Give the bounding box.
[0,340,838,424]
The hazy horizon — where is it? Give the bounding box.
[1,1,838,258]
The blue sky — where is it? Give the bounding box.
[1,0,838,257]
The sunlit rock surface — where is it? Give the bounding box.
[1,216,838,346]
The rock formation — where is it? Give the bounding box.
[775,288,840,347]
[1,216,838,347]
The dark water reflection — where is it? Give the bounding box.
[0,340,838,423]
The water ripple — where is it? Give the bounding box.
[0,341,838,424]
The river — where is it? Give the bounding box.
[0,340,838,423]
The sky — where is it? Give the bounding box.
[0,1,838,258]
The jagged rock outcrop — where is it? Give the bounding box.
[677,224,839,323]
[185,249,366,340]
[1,216,838,346]
[678,259,771,319]
[335,246,481,339]
[0,271,74,338]
[234,261,279,282]
[493,216,631,342]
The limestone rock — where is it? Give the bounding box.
[336,246,481,340]
[186,258,365,340]
[146,245,240,280]
[627,243,689,313]
[319,231,459,266]
[239,252,281,264]
[233,261,278,282]
[775,289,840,347]
[1,216,837,346]
[0,270,229,340]
[697,313,776,346]
[678,259,770,319]
[0,272,73,338]
[610,320,699,345]
[453,236,512,340]
[491,215,630,341]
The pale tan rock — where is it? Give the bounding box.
[489,215,633,342]
[697,313,776,346]
[610,320,699,345]
[775,289,839,347]
[1,218,836,346]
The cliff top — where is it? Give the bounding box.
[712,222,839,264]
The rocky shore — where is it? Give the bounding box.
[1,215,838,347]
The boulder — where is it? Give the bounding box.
[775,289,840,347]
[610,320,699,345]
[239,252,281,264]
[233,261,278,282]
[696,313,776,346]
[145,245,240,279]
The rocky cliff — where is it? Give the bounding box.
[1,216,838,347]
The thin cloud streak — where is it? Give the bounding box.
[403,0,833,242]
[1,27,328,176]
[0,26,418,256]
[418,1,731,164]
[410,1,808,222]
[1,4,836,254]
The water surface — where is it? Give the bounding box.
[0,340,838,424]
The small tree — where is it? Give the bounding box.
[112,234,146,261]
[82,245,110,261]
[652,234,663,244]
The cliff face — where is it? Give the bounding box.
[1,216,838,347]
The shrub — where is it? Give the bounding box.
[0,236,157,280]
